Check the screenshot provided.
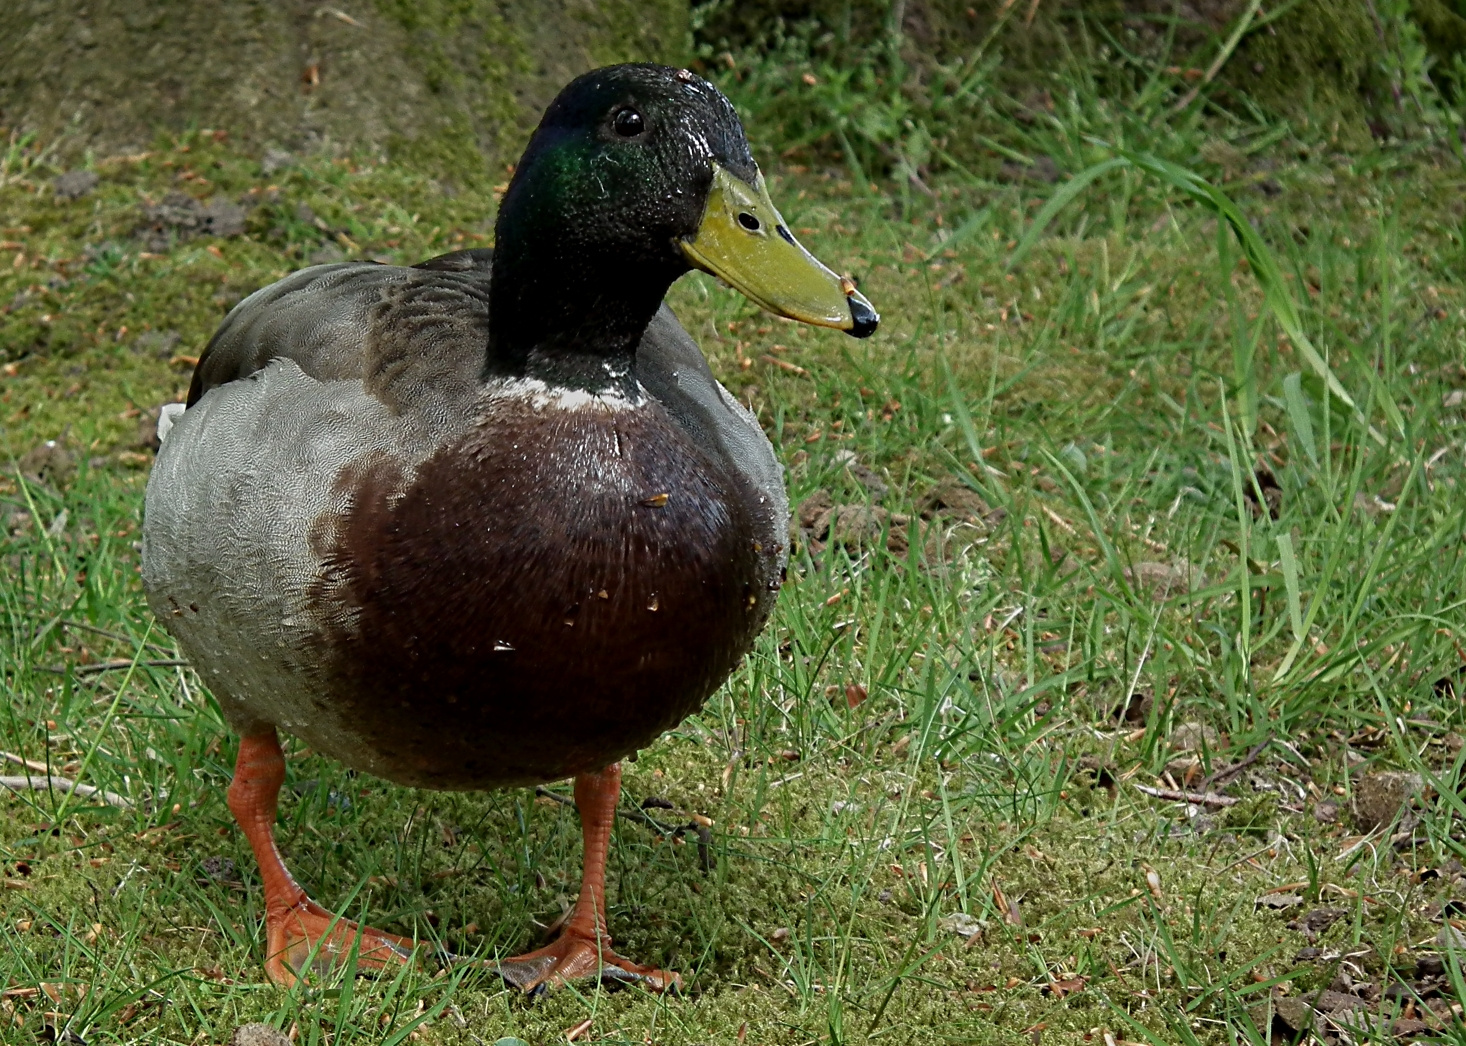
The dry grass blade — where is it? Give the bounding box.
[1132,784,1240,808]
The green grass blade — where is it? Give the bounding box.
[1006,156,1127,268]
[1275,532,1303,643]
[1281,371,1318,467]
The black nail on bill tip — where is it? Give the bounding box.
[847,296,879,338]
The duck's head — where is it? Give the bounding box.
[489,63,878,386]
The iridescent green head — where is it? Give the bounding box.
[488,64,877,387]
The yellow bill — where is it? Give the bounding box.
[681,165,878,338]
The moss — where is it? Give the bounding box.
[369,0,690,178]
[1413,0,1466,75]
[0,0,690,181]
[1220,793,1279,836]
[1230,0,1380,143]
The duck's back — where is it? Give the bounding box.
[144,251,788,789]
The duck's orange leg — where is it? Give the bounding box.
[494,764,680,993]
[228,730,419,986]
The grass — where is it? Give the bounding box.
[3,59,1466,1046]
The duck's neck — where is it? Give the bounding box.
[485,242,683,395]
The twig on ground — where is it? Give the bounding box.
[0,769,132,809]
[1200,736,1272,793]
[1,750,50,773]
[58,619,176,655]
[36,658,187,676]
[1133,783,1240,807]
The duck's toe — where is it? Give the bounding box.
[265,897,428,986]
[492,931,680,994]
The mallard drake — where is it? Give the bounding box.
[142,63,877,992]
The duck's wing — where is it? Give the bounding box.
[187,249,496,424]
[635,305,790,556]
[149,250,498,738]
[186,248,787,543]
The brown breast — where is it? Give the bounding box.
[304,392,780,790]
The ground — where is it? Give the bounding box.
[2,76,1466,1046]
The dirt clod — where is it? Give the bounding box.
[1287,907,1346,940]
[1170,721,1223,753]
[918,480,1003,527]
[1124,560,1205,601]
[199,855,238,882]
[1350,771,1423,833]
[260,148,295,175]
[19,439,74,488]
[231,1024,289,1046]
[796,489,834,530]
[794,490,910,555]
[54,170,100,200]
[137,193,249,250]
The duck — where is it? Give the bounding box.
[142,63,877,992]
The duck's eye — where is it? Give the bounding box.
[613,108,644,137]
[737,212,761,231]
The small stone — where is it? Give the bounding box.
[1256,893,1303,910]
[1417,953,1445,978]
[1310,989,1365,1013]
[54,170,99,200]
[938,912,985,937]
[1437,924,1466,950]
